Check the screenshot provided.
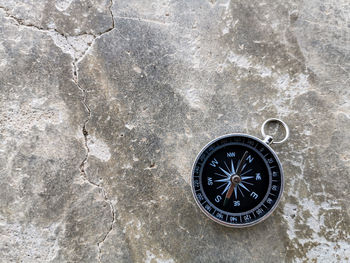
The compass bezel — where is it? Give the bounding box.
[191,133,284,228]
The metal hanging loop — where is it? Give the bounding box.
[261,118,290,145]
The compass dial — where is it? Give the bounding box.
[191,134,283,227]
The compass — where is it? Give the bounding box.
[191,118,289,227]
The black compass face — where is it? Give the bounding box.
[192,134,283,227]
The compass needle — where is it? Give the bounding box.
[222,151,249,206]
[236,151,249,176]
[221,182,231,195]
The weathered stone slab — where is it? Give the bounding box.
[0,8,113,262]
[0,0,349,262]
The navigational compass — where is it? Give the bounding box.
[191,118,289,227]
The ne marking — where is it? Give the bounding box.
[255,173,262,180]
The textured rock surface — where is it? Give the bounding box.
[0,0,349,262]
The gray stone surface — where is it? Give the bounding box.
[0,0,349,262]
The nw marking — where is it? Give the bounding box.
[227,152,236,157]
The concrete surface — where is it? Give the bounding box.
[0,0,349,262]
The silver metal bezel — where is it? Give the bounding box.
[191,133,284,228]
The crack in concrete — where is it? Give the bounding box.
[0,5,95,38]
[1,2,116,262]
[74,0,116,261]
[75,66,116,263]
[0,6,65,38]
